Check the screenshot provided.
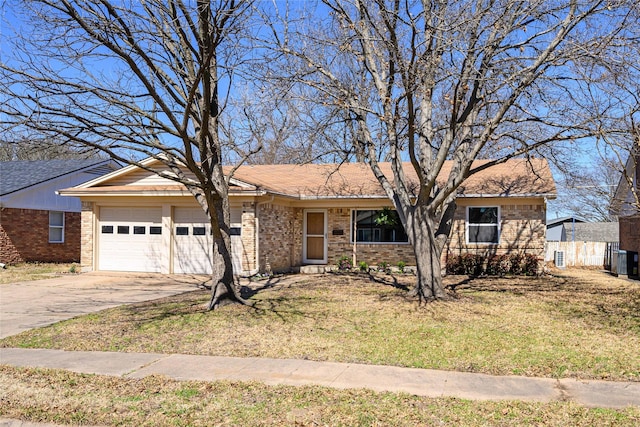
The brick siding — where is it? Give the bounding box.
[257,202,297,273]
[446,202,547,260]
[80,202,95,271]
[257,201,546,272]
[0,207,80,264]
[619,216,640,254]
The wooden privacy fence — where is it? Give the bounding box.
[544,241,612,268]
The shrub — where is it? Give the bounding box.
[522,254,540,276]
[461,253,485,276]
[447,252,541,277]
[397,261,406,273]
[446,255,465,275]
[336,255,352,271]
[377,261,391,273]
[358,261,369,272]
[446,254,484,276]
[485,254,510,276]
[509,253,525,275]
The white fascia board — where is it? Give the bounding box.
[458,193,557,200]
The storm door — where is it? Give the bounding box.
[303,210,327,264]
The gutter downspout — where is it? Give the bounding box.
[244,195,274,276]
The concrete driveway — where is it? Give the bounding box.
[0,272,208,339]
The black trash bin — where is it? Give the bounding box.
[628,251,639,277]
[618,250,627,276]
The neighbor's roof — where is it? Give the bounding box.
[563,222,619,242]
[0,159,117,196]
[228,158,556,199]
[546,216,586,227]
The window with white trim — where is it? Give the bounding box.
[466,206,499,244]
[49,211,64,243]
[352,209,408,243]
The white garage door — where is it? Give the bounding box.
[98,207,163,272]
[173,207,243,274]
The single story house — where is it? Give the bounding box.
[0,159,120,264]
[59,157,556,275]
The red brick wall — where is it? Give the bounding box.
[0,208,81,264]
[619,216,640,254]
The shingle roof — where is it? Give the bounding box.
[60,158,556,200]
[0,159,112,196]
[564,222,619,242]
[228,159,556,199]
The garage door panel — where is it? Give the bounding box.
[173,207,212,274]
[98,207,163,273]
[173,207,243,274]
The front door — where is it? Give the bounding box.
[303,210,327,264]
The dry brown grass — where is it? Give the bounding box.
[1,269,639,382]
[0,262,78,284]
[1,365,639,427]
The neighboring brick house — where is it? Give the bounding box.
[59,157,555,275]
[611,153,640,276]
[0,159,120,264]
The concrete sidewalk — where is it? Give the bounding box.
[2,347,639,410]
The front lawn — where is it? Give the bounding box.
[2,268,638,382]
[1,365,639,427]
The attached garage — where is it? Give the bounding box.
[97,204,245,274]
[98,207,163,272]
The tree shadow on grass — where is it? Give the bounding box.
[364,271,411,291]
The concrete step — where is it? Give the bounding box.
[299,265,329,274]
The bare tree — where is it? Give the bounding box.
[0,0,255,310]
[555,154,620,221]
[566,4,640,218]
[270,0,636,300]
[0,134,100,161]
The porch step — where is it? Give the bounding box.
[299,265,330,274]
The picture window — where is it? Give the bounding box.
[351,209,408,243]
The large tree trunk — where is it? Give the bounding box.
[206,194,246,310]
[405,204,455,302]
